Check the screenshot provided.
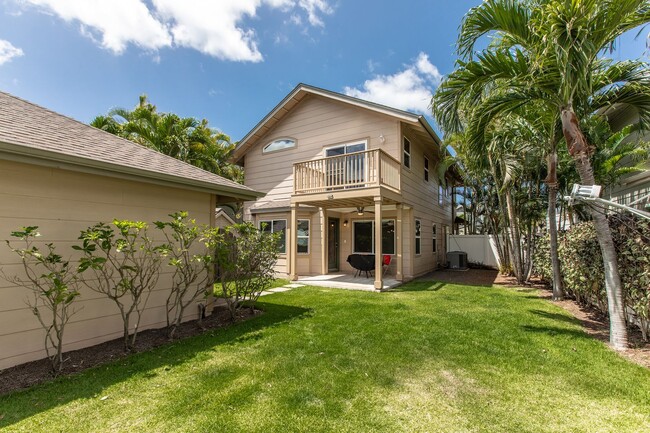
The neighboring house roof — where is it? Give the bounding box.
[231,83,445,165]
[0,91,263,201]
[215,208,236,225]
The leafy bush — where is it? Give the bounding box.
[534,215,650,340]
[76,220,163,351]
[154,212,218,338]
[4,227,81,373]
[215,222,279,320]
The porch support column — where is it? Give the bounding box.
[320,207,328,275]
[396,203,403,281]
[374,196,383,290]
[289,203,298,281]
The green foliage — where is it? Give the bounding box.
[154,211,218,337]
[3,284,650,431]
[534,215,650,339]
[90,95,243,182]
[76,220,163,351]
[214,222,280,319]
[4,227,81,373]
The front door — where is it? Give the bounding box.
[328,218,340,272]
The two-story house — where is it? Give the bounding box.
[232,84,456,289]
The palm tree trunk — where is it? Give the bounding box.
[505,189,524,282]
[546,150,564,300]
[561,107,628,349]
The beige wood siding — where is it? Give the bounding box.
[242,95,400,209]
[240,94,452,281]
[399,125,453,277]
[0,160,213,370]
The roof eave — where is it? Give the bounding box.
[0,141,265,201]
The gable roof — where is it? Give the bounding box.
[0,91,263,201]
[232,83,444,164]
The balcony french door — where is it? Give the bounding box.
[325,142,366,189]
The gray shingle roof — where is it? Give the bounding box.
[0,91,262,199]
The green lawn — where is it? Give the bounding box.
[1,281,649,432]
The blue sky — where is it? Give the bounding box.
[0,0,648,141]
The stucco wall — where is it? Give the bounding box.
[0,160,213,370]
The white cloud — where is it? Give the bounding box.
[25,0,172,54]
[297,0,333,27]
[18,0,334,62]
[344,52,442,114]
[153,0,264,62]
[0,39,24,65]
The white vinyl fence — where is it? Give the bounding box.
[447,235,500,269]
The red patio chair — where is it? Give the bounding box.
[382,254,392,276]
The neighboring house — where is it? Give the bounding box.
[0,91,263,370]
[604,105,650,211]
[232,84,456,289]
[215,207,237,228]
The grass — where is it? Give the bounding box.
[1,281,650,432]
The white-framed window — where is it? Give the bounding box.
[324,140,366,157]
[415,219,421,255]
[432,223,437,253]
[324,140,368,188]
[259,219,287,254]
[438,185,443,205]
[403,137,411,169]
[297,219,309,254]
[353,220,395,254]
[424,156,429,182]
[263,138,295,153]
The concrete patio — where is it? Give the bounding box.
[297,273,401,291]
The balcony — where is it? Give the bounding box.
[293,149,401,196]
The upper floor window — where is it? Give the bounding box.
[324,141,366,157]
[263,138,295,154]
[438,185,443,205]
[424,156,429,182]
[403,137,411,169]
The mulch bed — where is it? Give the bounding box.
[0,307,259,396]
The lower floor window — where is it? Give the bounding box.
[297,219,309,254]
[432,223,437,253]
[353,220,395,254]
[260,219,287,254]
[415,219,421,255]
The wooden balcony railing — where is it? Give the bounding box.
[293,149,401,194]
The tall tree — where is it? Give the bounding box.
[91,95,243,183]
[433,0,650,349]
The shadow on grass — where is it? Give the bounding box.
[529,309,581,326]
[520,324,587,339]
[0,302,311,429]
[390,281,447,292]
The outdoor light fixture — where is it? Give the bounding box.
[566,183,650,221]
[379,134,385,144]
[356,206,364,216]
[343,220,348,227]
[571,184,602,199]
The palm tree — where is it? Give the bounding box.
[434,0,650,349]
[91,95,242,182]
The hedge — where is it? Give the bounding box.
[533,215,650,341]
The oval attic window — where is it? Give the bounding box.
[263,138,295,153]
